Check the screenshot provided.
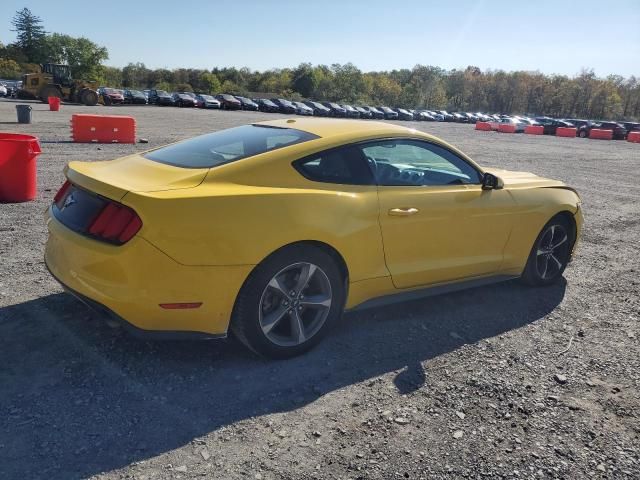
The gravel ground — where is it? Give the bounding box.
[1,99,639,480]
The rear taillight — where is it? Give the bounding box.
[88,201,142,244]
[53,180,71,206]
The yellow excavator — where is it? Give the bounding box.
[18,63,99,106]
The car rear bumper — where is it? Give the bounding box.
[45,212,253,337]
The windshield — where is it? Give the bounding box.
[144,125,319,169]
[222,94,236,101]
[156,90,168,96]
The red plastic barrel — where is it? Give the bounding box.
[0,133,42,202]
[48,96,61,111]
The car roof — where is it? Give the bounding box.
[254,118,425,139]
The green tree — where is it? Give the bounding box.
[41,33,108,79]
[200,72,222,93]
[10,8,47,63]
[0,58,22,79]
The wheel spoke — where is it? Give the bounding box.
[290,310,306,343]
[549,253,563,270]
[294,263,317,292]
[261,306,289,335]
[541,256,549,279]
[300,294,331,308]
[551,234,568,250]
[548,225,556,246]
[268,276,290,299]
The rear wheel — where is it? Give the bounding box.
[521,216,572,286]
[80,89,98,106]
[231,245,345,359]
[579,129,588,138]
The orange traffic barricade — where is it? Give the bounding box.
[70,114,136,143]
[524,125,544,135]
[48,96,60,111]
[556,127,577,138]
[475,122,492,131]
[498,123,516,133]
[589,129,613,140]
[628,131,640,143]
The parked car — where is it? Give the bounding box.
[451,112,467,122]
[322,102,347,117]
[534,117,575,135]
[415,110,435,121]
[342,104,361,118]
[363,106,385,119]
[172,92,196,107]
[378,106,398,120]
[436,110,455,122]
[148,89,175,106]
[425,111,445,121]
[0,84,7,97]
[46,119,582,358]
[256,98,280,113]
[621,121,640,133]
[271,98,297,114]
[303,101,331,116]
[562,118,590,130]
[292,101,314,116]
[355,106,372,119]
[234,96,259,111]
[216,94,242,110]
[99,87,125,105]
[395,108,414,121]
[195,94,221,109]
[577,121,627,139]
[123,89,147,105]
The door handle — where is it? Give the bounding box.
[388,207,419,216]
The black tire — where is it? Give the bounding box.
[80,89,99,106]
[521,215,573,286]
[579,130,587,138]
[230,245,346,359]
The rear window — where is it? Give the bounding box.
[144,125,319,169]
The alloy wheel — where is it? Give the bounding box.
[535,224,570,280]
[259,262,332,347]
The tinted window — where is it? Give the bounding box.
[145,125,319,169]
[294,146,374,185]
[360,140,481,186]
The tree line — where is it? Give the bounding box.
[2,8,639,120]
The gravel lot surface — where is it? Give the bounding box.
[1,99,639,480]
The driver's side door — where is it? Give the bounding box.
[360,139,516,289]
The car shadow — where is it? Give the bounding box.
[0,278,566,479]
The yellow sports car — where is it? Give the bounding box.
[45,119,583,358]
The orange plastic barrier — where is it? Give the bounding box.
[70,114,136,143]
[628,131,640,143]
[524,125,544,135]
[589,129,613,140]
[556,127,577,137]
[498,123,516,133]
[475,122,492,131]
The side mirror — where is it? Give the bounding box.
[482,172,504,190]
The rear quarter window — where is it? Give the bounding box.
[144,125,319,168]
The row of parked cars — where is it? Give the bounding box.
[484,115,639,139]
[95,86,640,138]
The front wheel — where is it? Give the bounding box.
[579,130,587,138]
[521,216,572,286]
[231,245,345,359]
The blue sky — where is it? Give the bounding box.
[2,0,639,77]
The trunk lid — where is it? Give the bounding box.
[65,154,208,201]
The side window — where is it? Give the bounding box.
[360,140,481,186]
[294,146,374,186]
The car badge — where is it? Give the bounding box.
[62,193,77,209]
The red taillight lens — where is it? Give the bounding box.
[53,180,71,205]
[88,201,142,244]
